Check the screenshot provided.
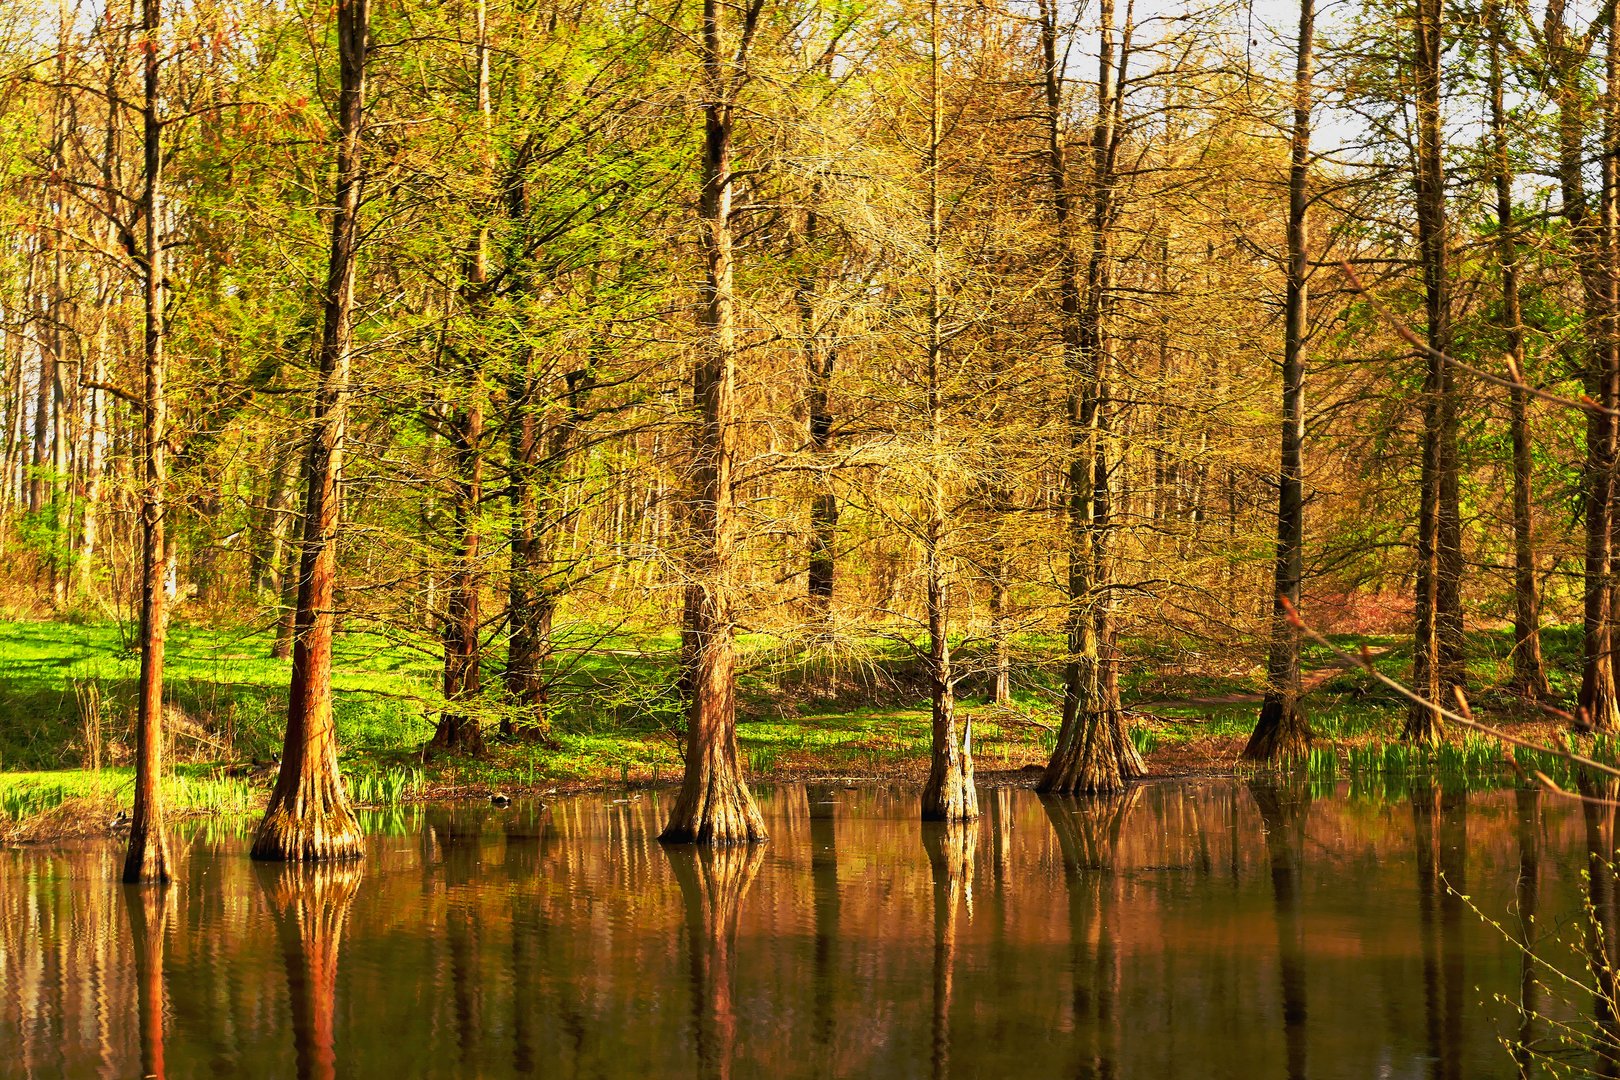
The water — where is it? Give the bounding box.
[0,780,1609,1078]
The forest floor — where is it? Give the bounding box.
[0,616,1592,842]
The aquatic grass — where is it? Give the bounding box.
[349,766,423,806]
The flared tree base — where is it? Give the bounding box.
[252,782,364,863]
[660,758,767,846]
[121,823,172,885]
[1243,693,1312,763]
[920,755,978,822]
[430,716,486,756]
[1039,706,1146,797]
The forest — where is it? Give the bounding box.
[7,0,1620,870]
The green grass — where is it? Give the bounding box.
[0,616,1604,824]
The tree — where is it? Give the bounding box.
[1404,0,1462,744]
[659,0,771,845]
[252,0,370,862]
[1487,0,1550,702]
[123,0,171,885]
[1246,0,1317,763]
[1038,0,1145,795]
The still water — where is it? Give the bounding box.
[0,781,1607,1078]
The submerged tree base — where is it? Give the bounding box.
[660,759,768,846]
[251,778,364,863]
[1040,706,1146,797]
[121,823,172,885]
[1243,693,1312,763]
[921,754,978,822]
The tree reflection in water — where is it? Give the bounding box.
[922,819,977,1080]
[1412,780,1467,1080]
[1041,788,1137,1079]
[1248,780,1310,1080]
[254,861,363,1080]
[1579,775,1620,1076]
[665,842,765,1080]
[123,883,172,1080]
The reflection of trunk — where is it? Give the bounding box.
[1512,787,1541,1076]
[1041,790,1136,1078]
[124,0,171,885]
[918,0,974,823]
[252,0,369,861]
[1579,775,1620,1075]
[1248,782,1309,1080]
[122,884,171,1080]
[256,862,363,1080]
[1248,0,1315,762]
[661,0,766,844]
[437,814,487,1068]
[922,821,976,1080]
[1036,0,1144,796]
[1411,782,1466,1080]
[1406,0,1462,744]
[1488,0,1549,701]
[666,844,765,1080]
[807,784,840,1052]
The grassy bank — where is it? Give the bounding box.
[0,616,1597,839]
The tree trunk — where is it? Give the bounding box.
[1549,8,1620,732]
[1247,0,1315,762]
[1489,0,1550,702]
[123,0,171,886]
[918,0,975,823]
[660,0,766,845]
[1038,0,1145,796]
[797,202,837,621]
[252,0,369,862]
[433,0,491,755]
[1405,0,1460,744]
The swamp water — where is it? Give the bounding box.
[0,780,1609,1078]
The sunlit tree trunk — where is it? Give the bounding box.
[253,0,369,862]
[919,0,975,822]
[1485,1,1549,702]
[123,0,170,885]
[1247,0,1315,762]
[1038,0,1144,795]
[660,0,768,845]
[1405,0,1461,744]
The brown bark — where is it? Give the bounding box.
[434,0,492,755]
[1248,0,1316,762]
[1547,4,1620,732]
[796,202,837,619]
[256,862,363,1080]
[660,0,768,846]
[1405,0,1461,744]
[917,0,975,823]
[252,0,369,862]
[123,0,170,886]
[1489,0,1550,702]
[1037,0,1145,796]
